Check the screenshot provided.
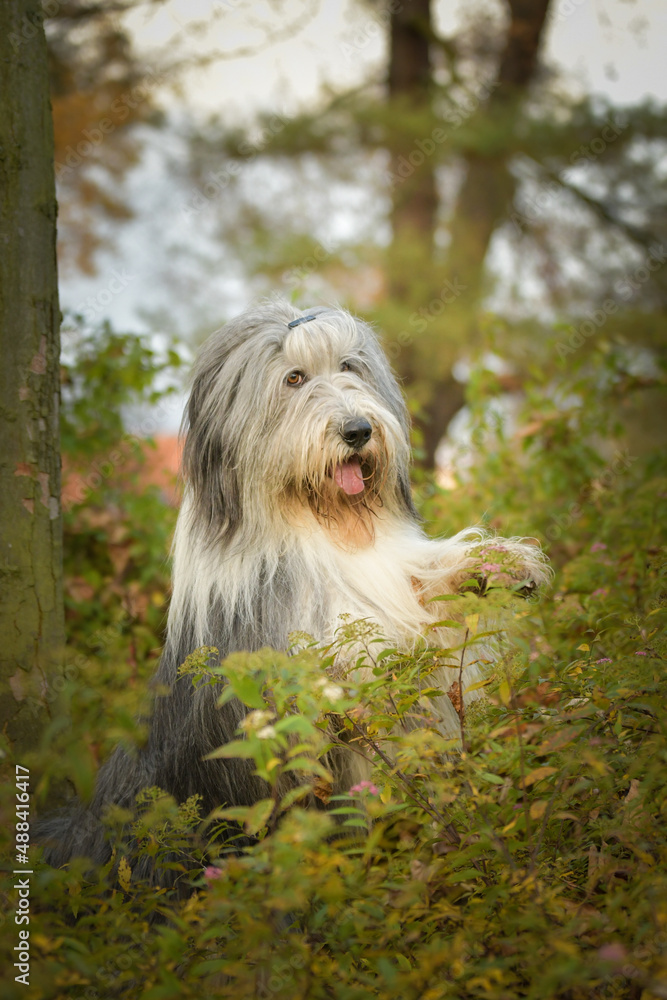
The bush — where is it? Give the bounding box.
[0,328,665,999]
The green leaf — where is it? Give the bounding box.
[446,868,482,883]
[191,959,229,977]
[277,715,317,737]
[228,675,266,709]
[212,799,274,833]
[204,739,255,760]
[376,648,399,662]
[478,771,505,784]
[278,785,313,813]
[282,756,331,777]
[243,797,275,834]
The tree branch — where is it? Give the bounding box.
[528,157,659,249]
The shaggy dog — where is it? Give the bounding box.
[41,300,548,877]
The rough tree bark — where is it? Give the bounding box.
[388,0,552,467]
[0,0,64,755]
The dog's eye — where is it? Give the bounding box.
[341,361,353,373]
[285,370,306,387]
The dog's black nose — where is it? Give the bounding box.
[341,417,372,449]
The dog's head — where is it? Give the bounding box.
[182,299,416,541]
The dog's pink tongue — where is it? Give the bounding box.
[334,458,365,495]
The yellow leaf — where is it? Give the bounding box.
[117,856,131,892]
[465,677,493,693]
[31,934,63,953]
[465,613,479,636]
[530,800,548,820]
[498,680,511,706]
[577,643,590,652]
[582,750,609,776]
[553,940,579,957]
[523,766,558,787]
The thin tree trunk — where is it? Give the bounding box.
[0,0,64,754]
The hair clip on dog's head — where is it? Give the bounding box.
[287,314,320,329]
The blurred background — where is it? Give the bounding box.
[53,0,666,437]
[51,0,666,660]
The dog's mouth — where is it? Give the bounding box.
[333,456,366,495]
[304,450,386,537]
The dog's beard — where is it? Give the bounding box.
[280,441,389,540]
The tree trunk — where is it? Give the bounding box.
[387,0,438,281]
[387,0,552,468]
[442,0,552,310]
[419,0,552,466]
[385,0,461,457]
[0,0,64,755]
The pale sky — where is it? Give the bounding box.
[123,0,667,117]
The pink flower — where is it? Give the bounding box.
[480,562,502,573]
[204,865,224,882]
[350,780,379,796]
[634,650,649,656]
[590,542,607,553]
[595,658,612,664]
[591,589,608,599]
[598,943,627,964]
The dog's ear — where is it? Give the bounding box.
[182,362,243,539]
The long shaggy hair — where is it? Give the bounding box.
[41,300,549,880]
